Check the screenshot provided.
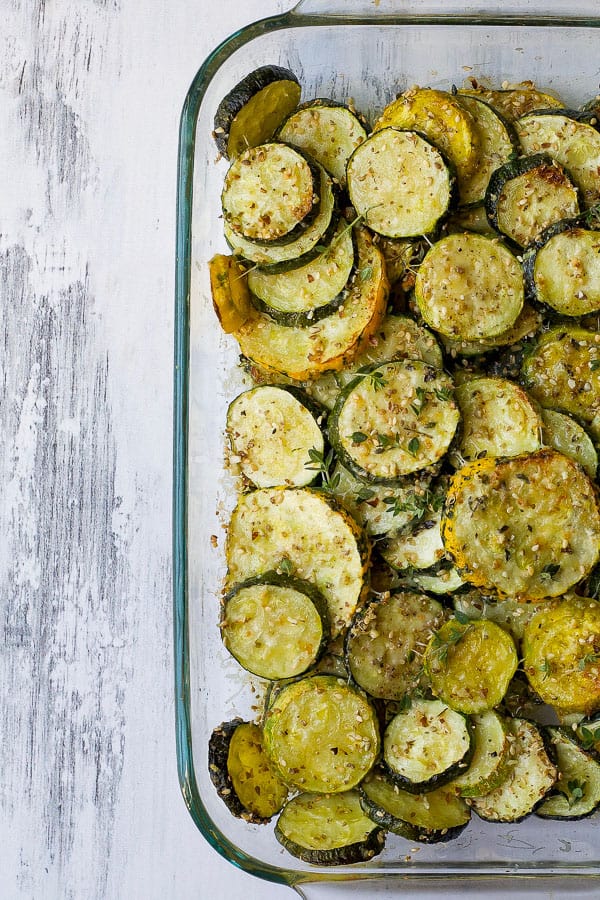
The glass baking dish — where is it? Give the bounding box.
[174,1,600,895]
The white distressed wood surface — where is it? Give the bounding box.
[1,1,292,898]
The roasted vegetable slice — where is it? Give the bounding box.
[277,99,368,185]
[452,710,511,798]
[209,253,254,334]
[471,718,556,823]
[344,590,445,700]
[379,504,448,574]
[522,595,600,716]
[337,314,444,382]
[225,487,370,636]
[442,450,600,600]
[275,790,385,865]
[517,113,600,208]
[485,154,579,248]
[521,326,600,438]
[383,698,473,792]
[221,574,328,679]
[523,207,600,316]
[536,727,600,819]
[375,87,479,178]
[415,232,524,341]
[452,376,541,464]
[359,769,471,843]
[263,675,380,792]
[540,408,597,478]
[454,94,518,206]
[347,128,454,238]
[213,65,301,159]
[233,227,388,381]
[208,719,289,822]
[226,384,325,488]
[459,85,565,121]
[425,617,518,714]
[329,359,459,483]
[441,303,542,359]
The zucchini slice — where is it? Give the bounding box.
[344,590,445,701]
[523,208,600,316]
[485,154,579,249]
[414,232,524,341]
[221,573,328,680]
[452,710,511,798]
[383,698,473,792]
[226,384,325,488]
[445,203,497,236]
[540,408,597,478]
[379,504,448,574]
[425,617,518,714]
[263,674,380,792]
[536,727,600,819]
[441,303,542,359]
[222,143,320,243]
[471,718,556,823]
[331,462,433,536]
[359,769,471,843]
[379,238,425,286]
[441,450,600,601]
[452,376,542,464]
[375,87,479,178]
[521,326,600,436]
[247,218,355,326]
[274,790,385,865]
[522,595,600,716]
[459,85,565,122]
[277,99,368,185]
[233,226,388,381]
[575,715,600,757]
[517,113,600,208]
[409,566,466,594]
[224,164,337,271]
[213,65,301,160]
[209,253,254,334]
[225,487,370,636]
[329,359,459,483]
[454,94,519,207]
[208,719,289,822]
[346,128,453,238]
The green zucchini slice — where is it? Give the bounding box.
[247,218,355,326]
[425,618,518,714]
[442,450,600,601]
[331,462,433,536]
[471,718,556,823]
[347,128,453,238]
[414,232,524,341]
[225,487,370,636]
[409,566,466,594]
[344,590,445,701]
[222,143,320,243]
[329,359,459,483]
[233,226,388,382]
[359,769,471,843]
[575,714,600,757]
[379,505,449,574]
[375,87,479,178]
[274,790,385,865]
[540,408,597,478]
[485,154,579,249]
[452,710,511,798]
[213,65,301,160]
[383,698,473,792]
[536,727,600,819]
[224,164,337,271]
[452,376,542,464]
[221,574,328,680]
[277,99,368,185]
[208,719,289,822]
[521,326,600,436]
[517,113,600,208]
[523,208,600,316]
[522,595,600,716]
[263,675,380,792]
[445,203,497,236]
[442,302,542,359]
[454,94,519,207]
[226,384,325,488]
[459,85,565,122]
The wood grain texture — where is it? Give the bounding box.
[1,1,292,898]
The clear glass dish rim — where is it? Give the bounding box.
[173,3,600,888]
